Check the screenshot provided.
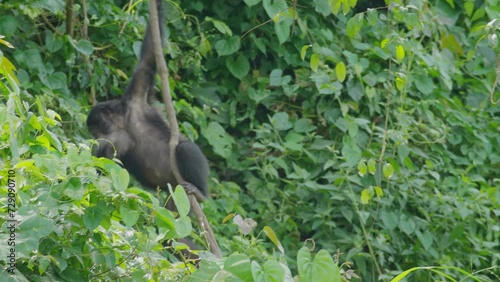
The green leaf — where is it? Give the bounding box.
[310,53,320,72]
[367,8,378,26]
[346,14,363,38]
[330,0,342,15]
[471,7,485,22]
[33,0,65,14]
[206,17,232,36]
[69,38,94,56]
[111,167,130,191]
[251,261,264,280]
[380,38,389,49]
[225,54,250,79]
[343,0,353,14]
[0,56,18,84]
[415,74,434,95]
[380,210,398,230]
[367,159,376,175]
[19,215,58,239]
[224,254,252,280]
[248,87,271,103]
[360,189,371,204]
[263,0,288,19]
[365,86,376,99]
[341,136,362,167]
[174,215,193,238]
[155,208,176,232]
[46,72,67,90]
[275,18,292,44]
[395,45,405,63]
[396,77,405,91]
[263,226,284,253]
[464,1,474,17]
[42,127,62,151]
[382,163,394,178]
[336,62,346,82]
[447,224,465,245]
[399,215,416,235]
[0,16,18,38]
[38,256,50,274]
[83,203,106,231]
[329,0,353,15]
[271,112,292,131]
[357,160,367,176]
[172,185,190,217]
[251,33,267,54]
[294,118,313,133]
[214,36,241,56]
[392,267,453,282]
[198,36,211,56]
[252,260,285,282]
[270,69,283,86]
[301,45,310,61]
[347,0,357,8]
[45,32,63,52]
[297,248,341,282]
[120,206,140,227]
[202,122,235,158]
[416,230,433,250]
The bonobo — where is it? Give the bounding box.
[86,0,209,203]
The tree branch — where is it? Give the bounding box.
[148,0,222,259]
[66,0,74,36]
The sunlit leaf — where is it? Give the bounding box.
[361,189,371,204]
[310,53,320,72]
[297,247,341,282]
[374,186,384,198]
[464,1,474,17]
[172,185,190,217]
[396,77,405,91]
[357,160,367,176]
[383,163,394,178]
[367,159,376,175]
[396,45,405,63]
[301,45,310,61]
[336,62,346,82]
[263,226,284,253]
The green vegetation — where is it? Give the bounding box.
[1,0,499,281]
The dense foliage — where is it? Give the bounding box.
[1,0,499,281]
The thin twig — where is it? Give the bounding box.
[81,0,89,38]
[490,53,500,104]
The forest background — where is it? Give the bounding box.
[0,0,499,281]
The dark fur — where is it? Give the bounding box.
[86,1,209,198]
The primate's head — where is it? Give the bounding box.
[87,99,133,159]
[86,100,125,138]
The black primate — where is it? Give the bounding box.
[86,1,209,202]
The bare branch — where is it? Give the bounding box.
[148,0,222,259]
